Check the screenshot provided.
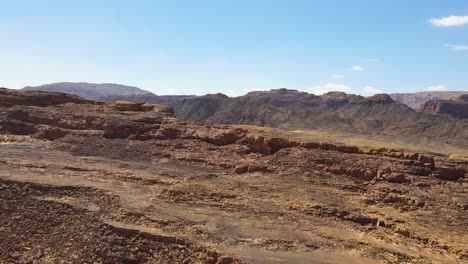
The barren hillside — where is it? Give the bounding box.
[172,89,468,152]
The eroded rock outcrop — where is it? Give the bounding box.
[0,88,93,107]
[0,88,465,183]
[418,95,468,119]
[437,166,467,181]
[112,100,143,111]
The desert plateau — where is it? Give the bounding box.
[1,88,467,263]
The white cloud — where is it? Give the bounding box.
[332,74,344,79]
[429,15,468,27]
[351,65,365,71]
[446,44,468,51]
[306,83,352,95]
[225,89,236,96]
[426,85,447,91]
[364,86,382,95]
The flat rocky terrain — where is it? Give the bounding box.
[1,88,467,263]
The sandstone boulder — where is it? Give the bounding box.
[191,127,210,141]
[101,119,140,139]
[247,164,270,173]
[383,173,408,183]
[385,151,403,159]
[364,170,377,180]
[417,154,435,170]
[0,120,37,135]
[265,137,299,153]
[155,126,181,139]
[217,256,235,264]
[140,103,175,114]
[233,164,269,174]
[132,112,165,124]
[326,165,347,175]
[34,126,70,141]
[351,215,379,225]
[346,168,376,180]
[113,101,143,111]
[244,136,272,155]
[404,153,419,160]
[208,129,241,146]
[140,103,157,112]
[437,167,466,181]
[233,164,249,174]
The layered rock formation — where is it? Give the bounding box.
[418,94,468,119]
[0,87,94,106]
[1,88,465,181]
[1,88,467,263]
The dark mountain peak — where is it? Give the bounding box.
[204,93,229,99]
[321,91,364,100]
[276,88,294,92]
[271,88,306,95]
[366,93,394,103]
[244,89,309,98]
[319,92,365,107]
[322,91,348,97]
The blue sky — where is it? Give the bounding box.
[1,0,467,96]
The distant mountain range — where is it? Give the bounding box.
[170,89,468,147]
[389,91,468,109]
[22,82,468,120]
[23,82,467,109]
[16,83,468,148]
[23,82,151,100]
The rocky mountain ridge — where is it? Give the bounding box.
[20,83,468,119]
[172,89,468,150]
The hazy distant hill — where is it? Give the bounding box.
[390,91,468,110]
[23,82,152,100]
